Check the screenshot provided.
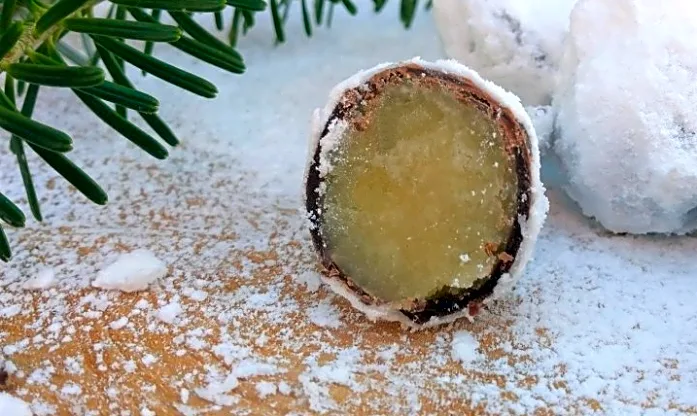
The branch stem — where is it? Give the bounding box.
[0,1,103,71]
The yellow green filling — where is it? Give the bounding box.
[322,80,519,303]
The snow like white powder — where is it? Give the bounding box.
[451,331,480,365]
[92,249,167,292]
[156,301,183,324]
[183,289,208,302]
[0,392,32,416]
[195,374,239,407]
[255,381,277,398]
[553,0,697,234]
[141,354,158,367]
[64,357,83,375]
[232,360,279,379]
[277,382,292,396]
[60,383,82,396]
[1,304,21,318]
[109,317,129,330]
[123,361,136,373]
[294,270,322,293]
[307,298,342,328]
[23,268,57,291]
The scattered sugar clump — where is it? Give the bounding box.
[92,249,167,292]
[23,268,57,291]
[295,269,322,293]
[308,298,342,328]
[1,304,21,318]
[109,317,129,330]
[0,392,33,416]
[156,301,183,325]
[195,373,239,407]
[183,288,208,302]
[277,381,292,395]
[553,0,697,234]
[451,330,480,365]
[140,407,155,416]
[255,381,277,398]
[433,0,578,105]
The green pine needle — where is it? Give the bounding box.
[241,10,255,34]
[0,22,24,58]
[269,0,285,43]
[35,0,93,35]
[340,0,357,15]
[8,80,43,222]
[374,0,388,13]
[80,81,159,113]
[226,0,267,12]
[0,0,17,32]
[314,0,325,25]
[16,80,25,97]
[0,192,26,228]
[0,225,11,262]
[109,0,226,12]
[8,63,105,87]
[214,11,224,30]
[142,8,162,68]
[229,9,242,46]
[400,0,418,28]
[64,18,182,42]
[0,101,73,152]
[9,136,42,221]
[28,142,109,206]
[301,0,312,36]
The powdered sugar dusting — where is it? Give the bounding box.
[0,3,695,415]
[308,298,342,328]
[156,300,183,325]
[451,330,480,365]
[22,268,57,291]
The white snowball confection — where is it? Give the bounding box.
[432,0,578,106]
[552,0,697,234]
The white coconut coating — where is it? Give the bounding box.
[552,0,697,235]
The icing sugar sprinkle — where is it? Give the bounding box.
[92,249,167,293]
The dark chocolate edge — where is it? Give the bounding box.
[306,65,533,325]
